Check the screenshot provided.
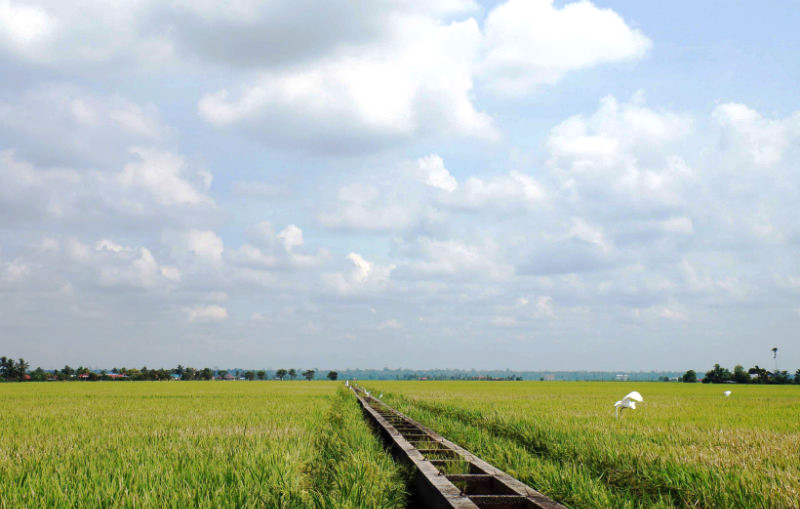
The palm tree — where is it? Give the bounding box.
[0,356,11,379]
[16,358,30,380]
[772,347,778,373]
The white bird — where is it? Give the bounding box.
[365,390,370,397]
[379,393,383,399]
[723,390,731,397]
[345,380,349,387]
[614,391,643,418]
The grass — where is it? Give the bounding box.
[0,381,407,509]
[363,381,800,509]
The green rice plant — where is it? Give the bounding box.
[308,387,408,509]
[364,381,800,509]
[0,381,407,509]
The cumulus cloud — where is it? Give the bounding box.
[318,183,427,231]
[0,86,170,168]
[479,0,650,94]
[185,304,228,322]
[119,148,212,207]
[198,16,494,153]
[178,230,224,264]
[324,252,394,295]
[409,154,458,192]
[405,237,513,281]
[712,103,800,167]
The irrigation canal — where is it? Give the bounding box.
[351,386,567,509]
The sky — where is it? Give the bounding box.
[1,0,799,371]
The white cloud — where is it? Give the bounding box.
[277,224,304,251]
[569,218,610,252]
[0,1,54,49]
[324,252,394,295]
[409,237,513,280]
[410,154,458,192]
[479,0,651,94]
[3,258,29,281]
[198,15,495,152]
[119,148,211,207]
[0,86,169,169]
[459,171,545,207]
[185,304,228,322]
[535,296,554,317]
[377,319,402,330]
[712,103,800,166]
[318,183,425,231]
[179,230,224,264]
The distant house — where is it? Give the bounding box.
[543,374,556,381]
[107,373,128,379]
[223,373,236,381]
[170,373,181,380]
[615,374,629,381]
[78,373,90,379]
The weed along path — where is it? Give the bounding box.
[351,385,567,509]
[363,381,800,509]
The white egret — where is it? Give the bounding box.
[614,391,643,418]
[379,393,383,399]
[723,390,731,397]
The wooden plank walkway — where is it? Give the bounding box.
[351,386,568,509]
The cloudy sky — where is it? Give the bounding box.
[2,1,799,371]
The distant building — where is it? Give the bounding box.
[615,374,629,381]
[543,374,556,381]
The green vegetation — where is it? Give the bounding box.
[365,381,800,509]
[0,382,407,508]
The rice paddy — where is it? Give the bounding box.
[0,382,406,509]
[363,381,800,509]
[2,380,798,508]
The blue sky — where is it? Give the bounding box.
[1,0,798,371]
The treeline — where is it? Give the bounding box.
[334,368,684,381]
[681,364,800,384]
[0,357,339,382]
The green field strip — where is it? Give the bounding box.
[307,387,409,509]
[372,387,799,509]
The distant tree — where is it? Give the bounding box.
[0,357,13,380]
[302,369,315,381]
[62,365,74,379]
[771,370,791,384]
[276,369,288,380]
[327,371,338,381]
[244,371,255,381]
[681,370,697,383]
[748,365,769,384]
[200,368,213,380]
[31,367,46,382]
[288,369,297,380]
[732,365,749,384]
[795,369,800,385]
[256,370,266,380]
[218,370,227,379]
[703,364,731,384]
